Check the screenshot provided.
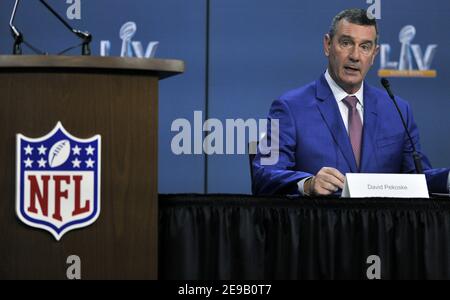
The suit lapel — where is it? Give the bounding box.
[360,83,378,172]
[315,75,358,173]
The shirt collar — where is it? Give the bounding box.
[324,69,364,106]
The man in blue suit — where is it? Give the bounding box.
[253,8,450,196]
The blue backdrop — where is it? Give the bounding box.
[1,0,449,194]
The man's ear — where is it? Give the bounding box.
[371,44,380,65]
[324,34,331,57]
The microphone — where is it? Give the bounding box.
[38,0,92,56]
[9,0,23,55]
[381,78,424,174]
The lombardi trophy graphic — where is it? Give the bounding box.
[398,25,415,71]
[120,22,137,57]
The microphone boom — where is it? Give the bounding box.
[381,78,424,174]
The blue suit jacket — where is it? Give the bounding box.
[253,74,449,195]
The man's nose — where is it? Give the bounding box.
[348,47,361,62]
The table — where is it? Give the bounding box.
[159,194,450,280]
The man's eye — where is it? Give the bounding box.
[341,41,351,47]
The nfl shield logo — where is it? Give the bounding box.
[16,122,101,241]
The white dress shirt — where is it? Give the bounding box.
[324,69,364,131]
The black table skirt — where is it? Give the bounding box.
[159,194,450,280]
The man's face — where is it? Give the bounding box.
[324,19,379,94]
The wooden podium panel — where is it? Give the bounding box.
[0,56,184,279]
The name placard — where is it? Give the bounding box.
[341,173,429,198]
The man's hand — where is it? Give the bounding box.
[305,167,345,196]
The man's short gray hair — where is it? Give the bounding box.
[329,8,379,44]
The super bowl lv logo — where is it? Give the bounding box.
[100,22,159,58]
[379,25,438,78]
[16,122,101,241]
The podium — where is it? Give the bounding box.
[0,55,184,279]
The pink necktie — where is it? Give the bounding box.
[343,96,363,168]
